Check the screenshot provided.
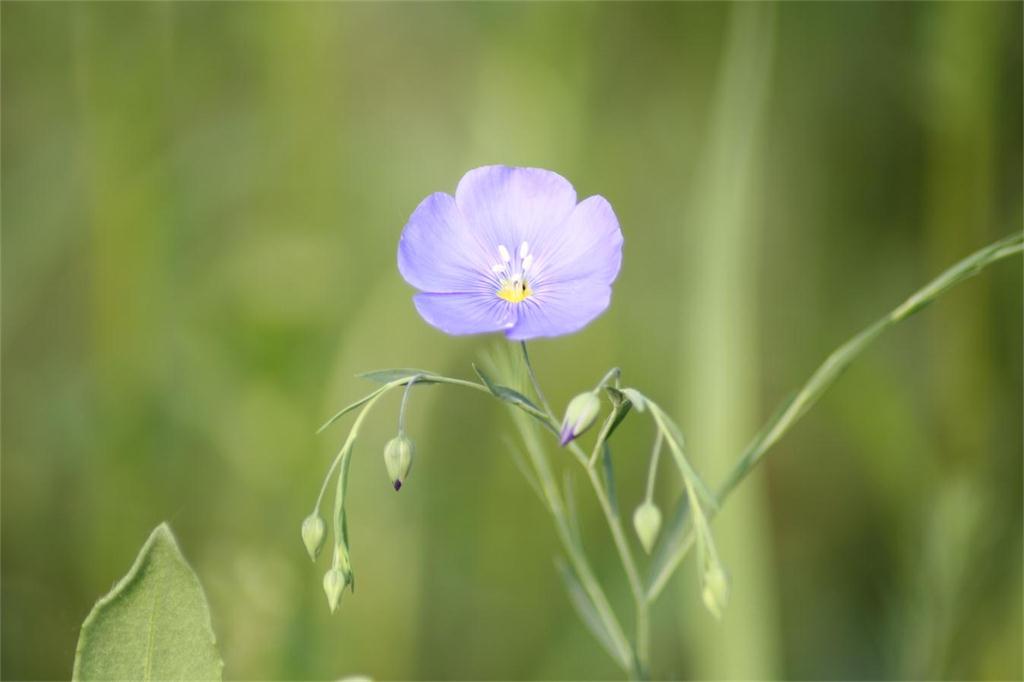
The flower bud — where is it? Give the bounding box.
[384,434,414,491]
[301,513,327,561]
[559,392,601,446]
[632,502,662,554]
[323,567,346,613]
[701,562,730,620]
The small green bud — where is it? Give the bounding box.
[632,501,662,554]
[384,434,414,491]
[301,513,326,562]
[559,391,602,446]
[323,567,346,613]
[701,562,730,620]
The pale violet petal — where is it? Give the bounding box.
[528,195,623,289]
[398,192,493,293]
[413,292,516,336]
[505,282,612,340]
[455,166,577,254]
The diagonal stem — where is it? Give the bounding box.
[646,231,1023,602]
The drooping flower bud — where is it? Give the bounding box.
[301,513,327,561]
[323,567,347,613]
[559,391,601,446]
[384,434,414,491]
[701,562,730,620]
[632,501,662,554]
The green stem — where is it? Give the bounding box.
[314,381,405,512]
[516,417,637,675]
[587,408,622,469]
[594,367,622,391]
[520,341,554,417]
[520,343,649,677]
[644,431,664,503]
[320,370,637,675]
[646,231,1023,602]
[397,374,420,434]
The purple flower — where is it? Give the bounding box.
[397,165,623,340]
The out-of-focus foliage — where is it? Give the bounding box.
[2,3,1020,679]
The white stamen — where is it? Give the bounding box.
[491,263,506,274]
[498,244,511,263]
[522,254,534,272]
[519,241,530,259]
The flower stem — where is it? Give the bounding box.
[397,374,420,434]
[520,343,650,677]
[644,431,663,504]
[520,341,554,417]
[645,231,1023,602]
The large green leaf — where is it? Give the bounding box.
[73,523,224,681]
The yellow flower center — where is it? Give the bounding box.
[491,241,535,304]
[497,276,532,303]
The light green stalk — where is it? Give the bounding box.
[648,231,1023,601]
[675,3,780,675]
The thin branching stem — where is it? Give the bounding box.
[520,341,554,416]
[644,431,663,503]
[519,343,650,677]
[645,232,1023,602]
[319,370,637,675]
[397,374,420,434]
[318,233,1019,677]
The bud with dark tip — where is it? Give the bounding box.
[301,513,327,561]
[384,434,414,491]
[632,501,662,554]
[559,391,602,446]
[323,567,346,613]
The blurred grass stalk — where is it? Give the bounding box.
[650,232,1022,646]
[904,3,1002,677]
[675,3,781,678]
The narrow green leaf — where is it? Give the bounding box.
[563,471,581,546]
[621,387,646,412]
[472,364,542,412]
[317,386,390,434]
[648,403,718,510]
[555,559,631,671]
[604,400,633,443]
[645,492,695,598]
[504,436,546,510]
[357,368,436,383]
[604,385,626,408]
[73,523,223,681]
[645,234,1023,603]
[601,443,619,517]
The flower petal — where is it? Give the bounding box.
[398,192,493,294]
[529,195,623,289]
[455,166,578,254]
[505,281,612,340]
[413,292,516,336]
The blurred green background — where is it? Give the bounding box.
[3,2,1021,679]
